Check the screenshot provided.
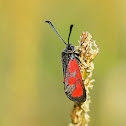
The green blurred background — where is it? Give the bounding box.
[0,0,126,126]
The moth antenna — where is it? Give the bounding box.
[68,24,74,44]
[45,21,67,45]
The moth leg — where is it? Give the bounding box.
[75,56,85,66]
[74,52,80,57]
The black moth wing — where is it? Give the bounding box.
[61,44,86,103]
[61,50,70,77]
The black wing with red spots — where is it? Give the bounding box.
[62,51,86,103]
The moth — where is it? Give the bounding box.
[45,21,86,103]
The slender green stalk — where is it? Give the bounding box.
[69,32,99,126]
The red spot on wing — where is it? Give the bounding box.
[63,77,65,83]
[68,77,76,85]
[68,58,77,73]
[72,84,83,97]
[63,74,65,83]
[68,58,83,97]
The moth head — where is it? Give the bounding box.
[66,44,75,51]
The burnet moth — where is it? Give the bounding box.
[45,21,86,103]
